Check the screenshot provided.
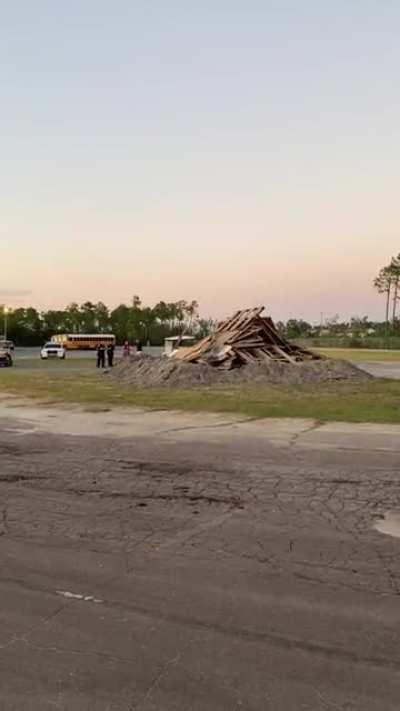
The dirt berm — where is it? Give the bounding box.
[108,354,371,388]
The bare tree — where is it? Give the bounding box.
[373,266,392,326]
[389,254,400,323]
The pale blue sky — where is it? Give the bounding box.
[1,0,399,320]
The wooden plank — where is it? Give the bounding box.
[272,345,298,364]
[177,336,212,362]
[233,348,255,364]
[254,348,273,360]
[232,340,265,349]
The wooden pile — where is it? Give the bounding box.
[173,307,323,369]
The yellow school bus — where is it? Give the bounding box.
[51,334,116,350]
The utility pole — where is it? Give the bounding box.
[3,307,9,341]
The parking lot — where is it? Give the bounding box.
[1,397,400,709]
[13,346,162,359]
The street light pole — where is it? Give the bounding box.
[3,307,8,341]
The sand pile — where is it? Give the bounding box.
[108,354,371,389]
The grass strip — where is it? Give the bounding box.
[1,369,400,424]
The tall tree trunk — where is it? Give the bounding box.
[392,279,399,323]
[385,282,392,328]
[386,287,391,325]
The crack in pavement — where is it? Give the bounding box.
[20,638,139,665]
[131,651,183,710]
[155,510,239,552]
[289,420,323,447]
[159,416,264,436]
[0,506,9,536]
[0,603,67,653]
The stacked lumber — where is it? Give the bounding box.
[173,307,323,369]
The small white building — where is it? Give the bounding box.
[164,335,195,356]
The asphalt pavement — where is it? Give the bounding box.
[14,346,163,360]
[1,399,400,710]
[354,361,400,379]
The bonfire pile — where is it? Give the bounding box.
[173,307,323,370]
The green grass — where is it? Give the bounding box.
[315,348,400,362]
[1,368,400,424]
[13,357,94,370]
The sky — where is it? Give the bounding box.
[1,0,399,322]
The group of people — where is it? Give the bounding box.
[96,342,115,368]
[96,340,142,368]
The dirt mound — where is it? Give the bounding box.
[108,354,371,389]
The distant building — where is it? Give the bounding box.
[164,335,195,356]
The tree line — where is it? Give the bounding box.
[374,253,400,326]
[277,316,396,343]
[3,267,400,347]
[0,297,214,347]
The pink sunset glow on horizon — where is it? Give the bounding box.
[1,2,399,323]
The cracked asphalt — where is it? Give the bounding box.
[1,398,400,710]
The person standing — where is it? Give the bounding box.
[96,343,106,368]
[107,342,115,368]
[122,340,130,358]
[135,339,143,354]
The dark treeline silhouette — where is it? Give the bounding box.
[2,295,400,348]
[0,296,215,347]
